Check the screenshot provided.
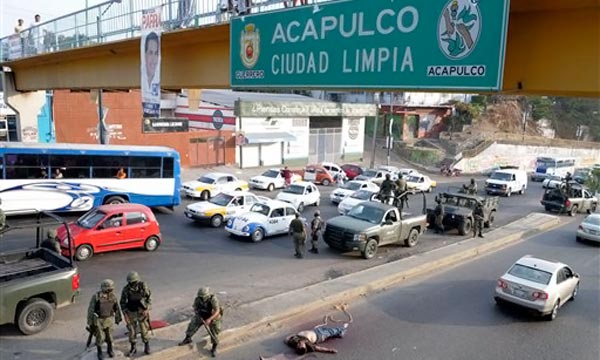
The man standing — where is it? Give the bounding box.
[473,201,485,238]
[30,14,43,54]
[0,198,6,230]
[434,197,445,234]
[88,279,122,360]
[41,229,61,253]
[120,271,152,356]
[179,287,222,357]
[464,178,478,195]
[289,213,306,258]
[281,166,292,187]
[395,175,408,209]
[379,173,396,205]
[310,211,324,254]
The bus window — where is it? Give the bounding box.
[50,155,91,178]
[162,157,174,178]
[91,155,129,178]
[130,156,161,178]
[4,154,48,179]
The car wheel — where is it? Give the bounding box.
[200,190,210,201]
[569,205,578,217]
[544,206,552,212]
[576,236,582,242]
[315,199,320,207]
[75,244,93,261]
[588,204,597,214]
[506,188,512,197]
[210,215,224,228]
[427,186,432,193]
[297,202,305,212]
[485,211,496,228]
[405,228,419,248]
[267,183,275,192]
[144,236,160,252]
[17,298,54,335]
[251,228,264,242]
[546,300,560,321]
[361,238,378,259]
[105,196,126,205]
[520,185,526,195]
[570,283,579,301]
[322,179,330,186]
[458,219,472,236]
[235,188,242,191]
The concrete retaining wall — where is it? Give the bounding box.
[455,142,600,173]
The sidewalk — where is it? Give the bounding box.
[77,212,561,360]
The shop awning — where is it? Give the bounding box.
[244,132,296,144]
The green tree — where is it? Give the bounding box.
[551,97,600,141]
[529,96,554,121]
[585,169,600,195]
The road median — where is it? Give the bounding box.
[77,212,561,360]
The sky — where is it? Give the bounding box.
[0,0,105,37]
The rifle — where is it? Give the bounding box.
[85,325,95,348]
[145,311,155,336]
[201,318,218,344]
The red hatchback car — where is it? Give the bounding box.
[57,204,161,261]
[341,164,363,180]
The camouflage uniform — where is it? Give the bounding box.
[310,212,324,254]
[179,287,222,357]
[379,175,396,204]
[464,179,478,195]
[87,279,122,360]
[41,229,61,253]
[289,215,306,258]
[120,271,152,356]
[473,202,485,238]
[395,177,408,209]
[434,201,445,234]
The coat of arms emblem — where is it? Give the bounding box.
[240,23,260,69]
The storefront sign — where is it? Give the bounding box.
[212,109,224,130]
[231,0,509,91]
[142,118,189,133]
[235,101,377,117]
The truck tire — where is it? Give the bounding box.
[361,239,378,259]
[588,204,597,214]
[17,298,55,335]
[569,205,578,217]
[105,196,126,205]
[458,219,472,236]
[75,244,94,261]
[405,228,419,247]
[485,211,496,228]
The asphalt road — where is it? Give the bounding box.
[223,219,600,360]
[0,177,563,360]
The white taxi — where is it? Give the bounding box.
[182,172,249,200]
[330,180,380,204]
[249,168,302,191]
[275,181,320,212]
[406,174,436,192]
[184,191,266,227]
[337,189,379,215]
[225,200,299,242]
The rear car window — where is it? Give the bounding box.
[126,212,147,225]
[508,264,552,285]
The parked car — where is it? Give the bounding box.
[405,174,436,192]
[356,168,394,185]
[182,172,249,200]
[249,168,301,191]
[321,162,347,180]
[330,180,380,204]
[494,255,580,320]
[573,168,592,185]
[184,191,267,227]
[426,190,499,235]
[486,169,528,196]
[337,189,379,215]
[542,175,564,189]
[576,213,600,243]
[541,185,598,216]
[298,165,335,186]
[397,168,418,178]
[341,164,363,180]
[275,181,320,212]
[225,200,298,242]
[378,165,399,174]
[57,204,161,261]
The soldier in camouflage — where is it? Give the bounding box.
[463,178,478,195]
[434,197,445,234]
[473,201,485,238]
[179,287,223,357]
[120,271,152,356]
[310,211,324,254]
[41,229,61,254]
[87,279,122,360]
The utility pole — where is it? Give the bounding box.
[387,92,394,166]
[369,92,381,169]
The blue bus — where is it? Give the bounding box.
[0,142,181,215]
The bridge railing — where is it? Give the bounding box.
[0,0,332,62]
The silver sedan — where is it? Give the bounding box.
[494,255,580,320]
[576,213,600,243]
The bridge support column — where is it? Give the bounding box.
[1,71,46,142]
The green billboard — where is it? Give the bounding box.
[230,0,510,91]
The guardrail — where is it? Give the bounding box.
[0,0,331,62]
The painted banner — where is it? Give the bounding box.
[230,0,510,91]
[141,7,162,118]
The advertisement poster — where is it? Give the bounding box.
[141,7,162,118]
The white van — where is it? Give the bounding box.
[485,169,528,197]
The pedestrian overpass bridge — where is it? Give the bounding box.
[1,0,598,98]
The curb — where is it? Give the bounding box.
[78,213,561,360]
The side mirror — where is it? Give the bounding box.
[383,220,393,226]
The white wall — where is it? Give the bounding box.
[341,117,365,156]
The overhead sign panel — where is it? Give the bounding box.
[231,0,510,91]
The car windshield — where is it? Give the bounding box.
[490,172,512,181]
[250,203,271,216]
[350,190,373,200]
[347,204,384,224]
[262,170,280,178]
[508,264,552,285]
[209,193,233,206]
[341,181,363,191]
[407,175,422,182]
[583,215,600,226]
[548,175,562,181]
[77,209,106,229]
[197,176,216,184]
[362,170,377,177]
[283,185,305,194]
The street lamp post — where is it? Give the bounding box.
[370,92,381,169]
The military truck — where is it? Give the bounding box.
[541,184,598,216]
[0,211,80,335]
[323,192,428,259]
[426,189,499,235]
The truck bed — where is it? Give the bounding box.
[0,250,66,283]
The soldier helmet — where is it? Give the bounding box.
[470,178,475,184]
[101,279,115,291]
[47,228,57,239]
[385,173,391,180]
[314,211,320,217]
[127,271,140,283]
[197,287,210,297]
